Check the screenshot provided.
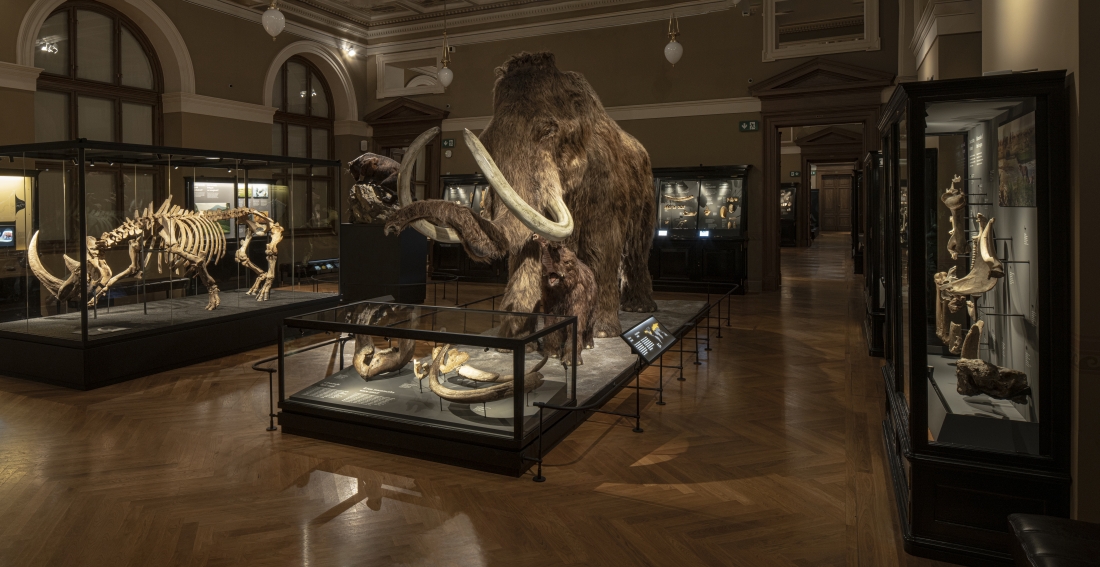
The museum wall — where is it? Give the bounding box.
[0,87,34,146]
[916,33,981,82]
[982,0,1096,521]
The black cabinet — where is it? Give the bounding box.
[649,166,748,293]
[878,72,1071,566]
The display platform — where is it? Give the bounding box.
[277,299,708,476]
[0,290,329,342]
[0,290,338,389]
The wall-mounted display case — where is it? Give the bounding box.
[649,166,748,293]
[862,151,884,356]
[878,72,1071,565]
[0,140,341,389]
[852,169,864,273]
[430,173,507,283]
[779,182,798,247]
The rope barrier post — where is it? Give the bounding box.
[656,354,666,406]
[533,406,546,482]
[633,367,643,433]
[693,323,702,365]
[266,369,277,432]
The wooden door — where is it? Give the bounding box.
[821,174,852,231]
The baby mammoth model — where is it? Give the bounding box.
[536,236,596,365]
[28,196,282,310]
[382,52,657,340]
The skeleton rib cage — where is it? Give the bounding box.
[28,196,285,311]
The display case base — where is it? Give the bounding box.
[0,290,338,390]
[278,299,711,476]
[863,308,884,357]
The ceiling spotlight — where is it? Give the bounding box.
[345,46,357,58]
[665,13,683,66]
[262,0,285,41]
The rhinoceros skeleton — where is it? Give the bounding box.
[28,196,283,311]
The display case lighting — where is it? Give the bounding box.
[699,230,709,237]
[658,229,668,236]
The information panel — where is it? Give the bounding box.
[620,316,675,363]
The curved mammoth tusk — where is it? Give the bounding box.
[28,231,65,299]
[397,127,462,244]
[462,129,574,242]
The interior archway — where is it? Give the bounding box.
[264,42,358,123]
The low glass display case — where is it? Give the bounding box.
[277,300,578,473]
[0,139,341,388]
[649,166,749,293]
[879,72,1071,564]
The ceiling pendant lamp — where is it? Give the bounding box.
[438,2,454,87]
[262,0,285,41]
[664,13,683,66]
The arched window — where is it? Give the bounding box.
[271,56,335,229]
[34,1,162,145]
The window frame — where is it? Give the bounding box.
[35,0,163,145]
[271,56,336,233]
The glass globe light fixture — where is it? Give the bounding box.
[262,0,285,41]
[438,64,454,88]
[664,14,683,66]
[438,5,454,89]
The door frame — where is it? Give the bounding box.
[750,58,894,290]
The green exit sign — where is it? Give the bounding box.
[442,138,455,148]
[790,171,801,177]
[738,120,760,132]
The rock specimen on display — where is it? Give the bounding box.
[955,321,1031,404]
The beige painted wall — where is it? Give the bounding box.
[983,0,1094,520]
[780,152,802,181]
[163,113,272,154]
[0,87,34,146]
[917,33,982,81]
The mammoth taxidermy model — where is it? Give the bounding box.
[28,196,283,311]
[347,153,402,223]
[941,175,968,260]
[956,321,1031,404]
[536,236,597,365]
[940,213,1004,297]
[382,52,657,339]
[413,344,548,404]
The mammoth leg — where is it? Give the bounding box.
[581,232,625,338]
[498,241,542,340]
[619,221,658,314]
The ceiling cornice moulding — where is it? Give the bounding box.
[162,92,276,124]
[185,0,733,54]
[441,96,760,131]
[0,62,43,91]
[910,0,981,65]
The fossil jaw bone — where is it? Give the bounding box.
[940,213,1004,297]
[425,345,547,404]
[941,175,968,260]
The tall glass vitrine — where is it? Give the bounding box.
[879,72,1071,565]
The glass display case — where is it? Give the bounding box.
[430,173,507,283]
[649,166,749,293]
[779,182,798,247]
[277,300,577,473]
[862,152,884,356]
[0,139,341,389]
[879,72,1071,564]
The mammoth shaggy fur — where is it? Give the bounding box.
[537,237,597,365]
[385,52,657,338]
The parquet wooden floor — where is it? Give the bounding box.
[0,232,956,566]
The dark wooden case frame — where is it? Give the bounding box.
[877,71,1072,566]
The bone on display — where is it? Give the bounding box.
[941,175,968,260]
[347,153,402,223]
[940,213,1004,297]
[955,321,1031,404]
[423,345,548,404]
[28,197,284,311]
[349,305,418,379]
